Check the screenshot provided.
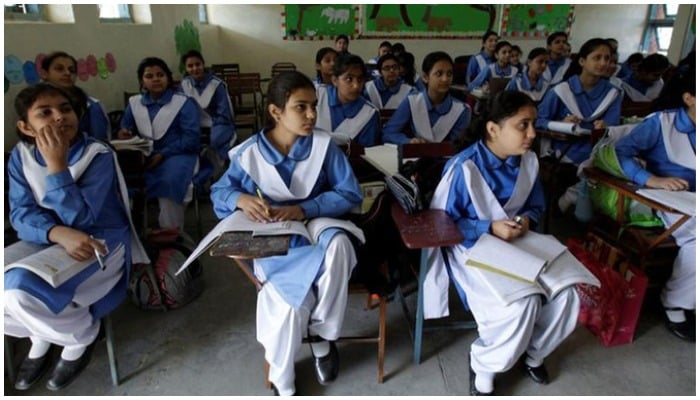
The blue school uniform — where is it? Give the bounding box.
[6,134,138,319]
[465,51,495,85]
[466,63,518,92]
[615,108,696,191]
[363,77,412,110]
[536,76,622,164]
[542,57,572,85]
[179,73,236,158]
[619,75,664,102]
[382,89,471,145]
[120,88,200,203]
[80,96,111,142]
[315,85,381,147]
[505,69,550,102]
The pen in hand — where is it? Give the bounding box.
[256,187,270,217]
[513,216,523,226]
[90,235,107,270]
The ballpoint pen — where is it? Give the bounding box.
[90,235,107,270]
[256,187,270,217]
[513,215,523,226]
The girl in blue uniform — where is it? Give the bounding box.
[398,52,423,91]
[619,53,670,102]
[179,50,236,160]
[210,71,363,396]
[509,45,524,72]
[40,51,111,142]
[465,30,498,86]
[542,32,571,85]
[466,41,518,92]
[315,54,381,147]
[363,53,412,110]
[117,57,200,232]
[424,91,579,395]
[5,83,147,391]
[506,47,550,102]
[382,51,471,145]
[614,71,696,341]
[313,47,338,88]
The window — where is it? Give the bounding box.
[98,4,131,22]
[198,4,207,24]
[5,4,41,21]
[641,4,678,55]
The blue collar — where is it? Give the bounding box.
[675,107,696,135]
[568,75,613,97]
[477,140,521,169]
[420,90,454,115]
[141,88,175,106]
[256,130,312,165]
[328,85,366,117]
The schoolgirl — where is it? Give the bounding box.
[179,49,236,160]
[466,41,518,92]
[210,71,363,396]
[5,83,147,391]
[509,45,524,72]
[382,51,471,145]
[505,47,550,102]
[424,91,579,395]
[619,53,670,102]
[542,32,572,85]
[315,54,381,147]
[117,57,200,231]
[363,53,412,110]
[313,47,338,88]
[465,30,498,85]
[40,51,111,141]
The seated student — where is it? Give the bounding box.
[424,91,579,395]
[313,47,338,88]
[465,30,498,86]
[616,52,644,80]
[5,83,148,391]
[315,54,381,147]
[614,71,696,342]
[334,34,351,57]
[398,52,424,91]
[605,51,622,87]
[391,42,406,57]
[40,51,110,141]
[368,40,392,79]
[363,53,412,110]
[210,71,363,396]
[382,51,471,145]
[542,31,572,85]
[505,47,550,102]
[117,57,200,232]
[509,45,524,72]
[619,53,670,102]
[179,49,236,161]
[466,41,518,93]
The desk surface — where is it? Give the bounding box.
[536,128,592,142]
[390,202,463,249]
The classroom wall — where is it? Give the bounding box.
[4,4,694,151]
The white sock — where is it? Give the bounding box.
[61,344,88,361]
[310,340,330,357]
[666,308,686,323]
[474,371,495,393]
[28,337,51,359]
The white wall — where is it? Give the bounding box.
[4,4,693,151]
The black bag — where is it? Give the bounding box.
[391,156,450,213]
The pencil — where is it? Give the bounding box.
[256,187,270,217]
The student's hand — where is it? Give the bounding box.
[116,128,133,140]
[237,193,272,223]
[269,205,305,222]
[409,137,428,144]
[490,219,525,241]
[145,153,164,170]
[646,176,689,191]
[514,215,531,234]
[35,125,68,174]
[593,120,607,130]
[48,226,107,261]
[563,115,582,124]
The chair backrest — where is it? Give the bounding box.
[226,73,262,110]
[211,63,240,81]
[621,99,653,119]
[270,62,297,78]
[123,91,139,108]
[488,77,510,97]
[452,55,471,85]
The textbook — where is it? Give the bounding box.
[176,211,365,275]
[110,136,152,155]
[635,189,696,216]
[4,240,110,288]
[546,121,592,136]
[465,232,600,306]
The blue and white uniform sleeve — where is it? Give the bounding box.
[86,100,111,141]
[158,98,201,158]
[466,67,491,92]
[536,89,566,129]
[354,109,381,147]
[465,57,480,85]
[381,96,413,144]
[614,117,660,186]
[210,83,236,146]
[210,156,248,219]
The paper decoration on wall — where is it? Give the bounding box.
[77,58,89,81]
[360,5,500,38]
[4,52,119,90]
[22,61,40,84]
[5,55,24,84]
[174,19,201,73]
[105,53,117,73]
[501,4,574,38]
[282,5,358,40]
[97,57,109,79]
[86,54,98,77]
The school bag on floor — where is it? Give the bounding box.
[129,228,204,310]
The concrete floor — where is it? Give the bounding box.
[4,196,696,396]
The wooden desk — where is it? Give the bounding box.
[390,202,473,364]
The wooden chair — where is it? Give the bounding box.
[270,62,296,78]
[488,77,510,97]
[210,63,240,82]
[452,55,471,86]
[226,73,263,132]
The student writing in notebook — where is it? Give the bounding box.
[614,71,696,341]
[423,92,580,395]
[5,84,147,391]
[210,71,363,396]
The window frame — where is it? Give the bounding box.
[98,4,132,23]
[641,4,677,55]
[198,4,207,24]
[4,4,42,21]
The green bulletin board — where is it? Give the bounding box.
[283,5,357,40]
[501,4,574,38]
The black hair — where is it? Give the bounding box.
[264,70,315,130]
[494,41,512,56]
[637,53,670,73]
[653,69,696,112]
[41,51,77,72]
[391,42,406,55]
[480,30,499,51]
[398,52,416,86]
[332,53,366,77]
[511,45,522,55]
[14,83,80,143]
[136,57,174,91]
[377,53,399,71]
[546,31,568,46]
[624,52,644,66]
[379,41,392,49]
[476,91,536,142]
[315,47,338,80]
[421,51,453,75]
[335,34,350,44]
[527,47,548,61]
[180,49,205,67]
[564,38,612,78]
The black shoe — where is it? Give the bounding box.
[14,353,51,391]
[312,341,339,386]
[664,313,695,342]
[270,383,295,396]
[45,345,94,391]
[469,365,493,396]
[524,362,550,385]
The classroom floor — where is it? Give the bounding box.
[4,194,696,397]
